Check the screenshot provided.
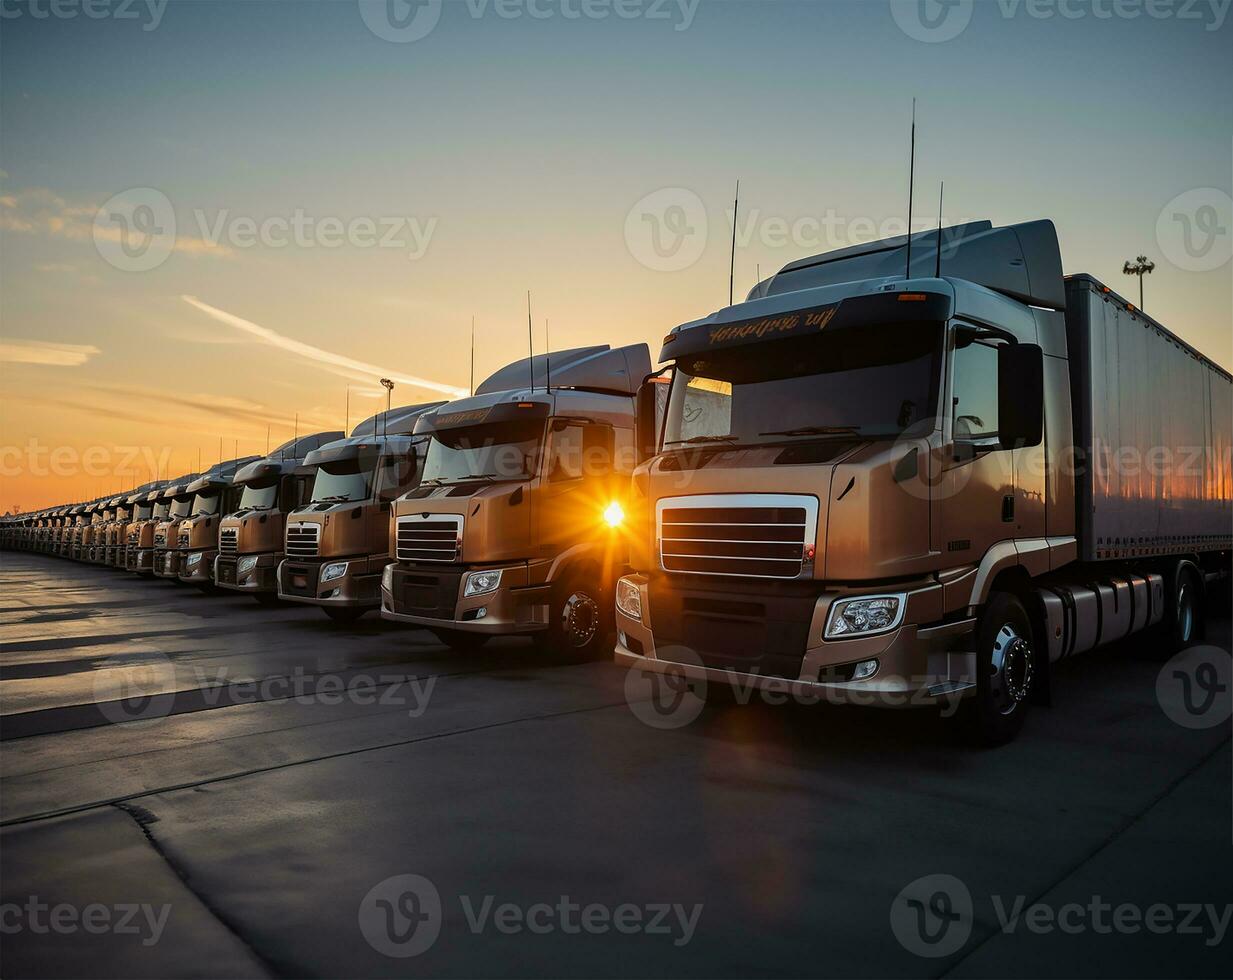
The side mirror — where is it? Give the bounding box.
[636,376,668,462]
[997,343,1044,450]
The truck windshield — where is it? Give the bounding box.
[239,480,279,510]
[310,458,375,503]
[153,502,169,520]
[422,420,544,484]
[665,320,942,448]
[191,491,221,517]
[170,498,192,519]
[136,504,154,520]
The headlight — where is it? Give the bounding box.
[825,594,905,639]
[186,552,202,566]
[464,568,502,597]
[602,501,625,528]
[615,576,642,622]
[237,555,258,575]
[321,562,349,583]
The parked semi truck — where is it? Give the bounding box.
[152,476,201,580]
[277,407,445,621]
[614,219,1232,744]
[175,456,262,588]
[214,431,342,601]
[107,487,157,567]
[126,480,179,575]
[380,344,651,655]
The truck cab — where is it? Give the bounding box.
[127,481,177,574]
[615,219,1230,744]
[277,406,444,622]
[75,502,100,561]
[152,479,200,580]
[214,431,342,601]
[176,456,262,588]
[381,344,650,656]
[62,505,85,558]
[105,496,137,566]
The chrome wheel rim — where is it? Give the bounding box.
[561,592,600,648]
[1177,582,1194,643]
[989,623,1033,716]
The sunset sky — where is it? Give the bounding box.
[2,0,1230,512]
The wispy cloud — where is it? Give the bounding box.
[0,339,100,367]
[181,295,468,399]
[0,186,230,258]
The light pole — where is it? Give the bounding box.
[379,378,394,414]
[1122,254,1155,311]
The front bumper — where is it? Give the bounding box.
[380,562,549,634]
[277,556,385,608]
[613,572,977,708]
[215,553,280,593]
[153,549,184,579]
[178,549,217,585]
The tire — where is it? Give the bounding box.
[543,570,611,662]
[322,606,366,624]
[430,629,490,652]
[957,592,1036,746]
[1166,564,1205,651]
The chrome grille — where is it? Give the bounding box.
[154,531,166,547]
[657,494,818,580]
[219,527,238,556]
[177,529,190,548]
[396,514,463,563]
[286,522,320,559]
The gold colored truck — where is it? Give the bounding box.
[151,477,200,580]
[176,457,262,589]
[61,505,85,558]
[106,489,153,567]
[126,481,175,575]
[277,406,445,622]
[615,220,1232,744]
[380,345,650,655]
[214,431,343,603]
[74,502,101,561]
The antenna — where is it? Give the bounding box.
[934,181,945,279]
[545,317,551,393]
[218,436,222,466]
[294,412,299,442]
[729,178,740,307]
[470,316,476,397]
[346,386,350,433]
[526,291,535,392]
[265,424,270,455]
[905,98,917,280]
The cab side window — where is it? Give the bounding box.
[546,423,584,482]
[951,338,1000,448]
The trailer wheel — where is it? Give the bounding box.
[1166,565,1205,651]
[957,592,1035,746]
[430,629,490,652]
[322,606,366,624]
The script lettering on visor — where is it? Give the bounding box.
[707,303,839,346]
[435,408,492,427]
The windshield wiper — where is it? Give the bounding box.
[758,426,862,438]
[314,495,354,504]
[664,435,741,447]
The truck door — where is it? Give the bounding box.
[535,420,616,564]
[939,333,1018,567]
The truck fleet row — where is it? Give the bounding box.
[4,219,1230,742]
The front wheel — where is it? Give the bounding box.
[543,574,611,662]
[1166,565,1205,651]
[956,592,1035,746]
